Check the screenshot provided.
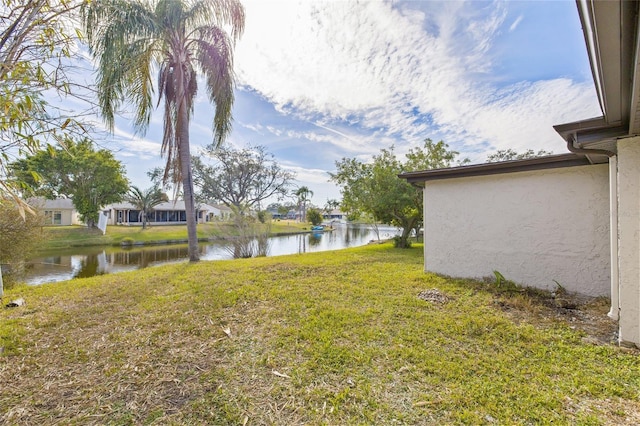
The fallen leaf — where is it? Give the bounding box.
[242,416,248,426]
[272,370,290,379]
[222,326,232,338]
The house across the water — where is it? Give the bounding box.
[102,201,232,225]
[28,197,82,226]
[28,198,233,226]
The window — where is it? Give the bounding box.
[129,210,141,222]
[44,210,63,225]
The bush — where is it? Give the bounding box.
[307,208,323,226]
[392,235,412,248]
[0,200,46,286]
[257,210,270,224]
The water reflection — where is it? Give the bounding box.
[24,224,400,285]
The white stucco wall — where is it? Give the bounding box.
[60,209,74,226]
[616,137,640,345]
[423,164,610,296]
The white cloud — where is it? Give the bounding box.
[234,0,600,161]
[109,125,163,160]
[509,15,524,32]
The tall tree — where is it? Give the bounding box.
[294,186,313,222]
[331,139,462,248]
[126,185,168,229]
[82,0,245,261]
[193,145,295,215]
[10,138,129,228]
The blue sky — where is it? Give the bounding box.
[80,0,601,205]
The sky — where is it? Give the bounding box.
[66,0,602,206]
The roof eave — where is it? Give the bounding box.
[399,153,595,185]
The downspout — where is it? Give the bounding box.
[608,155,619,320]
[567,135,618,320]
[565,135,615,158]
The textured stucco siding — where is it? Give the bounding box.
[60,210,74,226]
[617,137,640,344]
[423,164,610,296]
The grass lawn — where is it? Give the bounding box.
[1,244,638,424]
[39,221,311,251]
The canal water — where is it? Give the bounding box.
[23,224,400,285]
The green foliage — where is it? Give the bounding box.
[126,186,167,229]
[10,138,129,228]
[486,148,553,162]
[0,199,46,287]
[294,186,314,222]
[392,235,411,248]
[258,210,274,224]
[306,207,323,225]
[331,138,463,248]
[82,0,245,261]
[0,0,86,200]
[404,138,468,171]
[493,270,518,291]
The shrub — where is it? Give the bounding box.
[392,235,411,248]
[307,208,323,226]
[0,200,45,286]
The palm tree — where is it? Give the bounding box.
[294,186,314,222]
[126,185,168,229]
[82,0,245,261]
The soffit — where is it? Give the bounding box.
[555,0,640,146]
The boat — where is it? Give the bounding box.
[311,225,325,232]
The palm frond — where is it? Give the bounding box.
[190,0,245,41]
[160,90,179,185]
[194,27,235,147]
[84,0,244,196]
[82,0,158,131]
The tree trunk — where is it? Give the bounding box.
[397,226,411,248]
[397,217,417,248]
[177,98,199,262]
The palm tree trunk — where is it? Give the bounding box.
[177,97,199,262]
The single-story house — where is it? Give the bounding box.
[28,197,82,226]
[323,209,347,222]
[199,203,233,222]
[29,197,234,227]
[400,0,640,347]
[102,201,230,225]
